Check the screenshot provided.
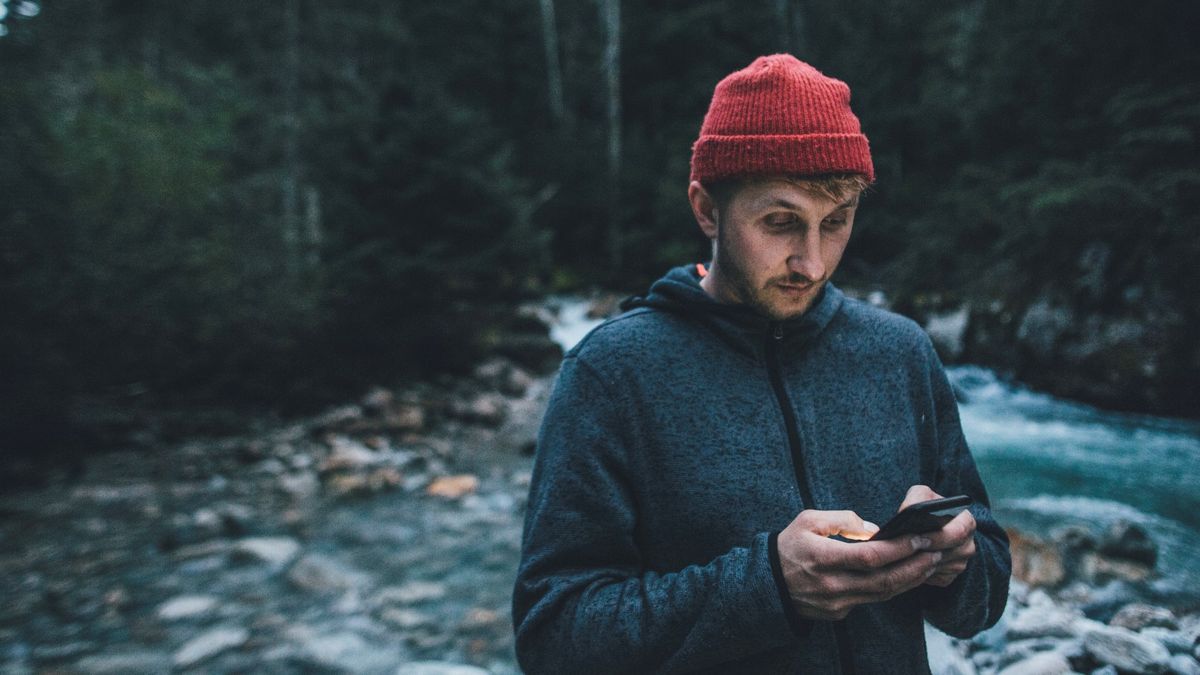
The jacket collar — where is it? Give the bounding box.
[622,263,844,360]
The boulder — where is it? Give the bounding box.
[996,651,1072,675]
[1110,604,1178,631]
[1083,624,1171,674]
[1098,521,1158,567]
[173,627,248,668]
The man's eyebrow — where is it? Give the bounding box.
[764,195,860,211]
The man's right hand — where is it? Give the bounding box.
[776,509,942,621]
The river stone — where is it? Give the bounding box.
[1084,624,1171,674]
[996,651,1072,675]
[1110,604,1178,631]
[1092,667,1118,675]
[1141,627,1195,655]
[232,536,301,568]
[1169,654,1200,675]
[287,553,369,593]
[1098,521,1158,567]
[1008,606,1079,640]
[395,662,490,675]
[156,594,218,620]
[377,581,448,605]
[74,651,173,674]
[173,626,248,668]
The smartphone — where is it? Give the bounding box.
[870,495,972,541]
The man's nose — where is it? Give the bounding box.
[786,231,825,282]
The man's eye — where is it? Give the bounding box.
[822,218,847,229]
[766,216,799,229]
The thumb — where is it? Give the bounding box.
[799,509,880,541]
[899,484,943,511]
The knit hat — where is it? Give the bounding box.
[689,54,874,184]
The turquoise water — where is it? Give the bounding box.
[952,366,1200,596]
[547,301,1200,593]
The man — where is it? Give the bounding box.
[512,54,1010,674]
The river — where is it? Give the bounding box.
[548,298,1200,599]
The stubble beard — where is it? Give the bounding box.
[714,221,823,321]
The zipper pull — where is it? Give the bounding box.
[772,323,784,340]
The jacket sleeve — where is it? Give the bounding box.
[919,344,1012,638]
[512,356,797,674]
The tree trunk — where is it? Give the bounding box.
[601,0,622,273]
[281,0,302,279]
[538,0,565,125]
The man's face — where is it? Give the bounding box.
[703,178,859,320]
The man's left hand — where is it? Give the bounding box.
[899,485,976,587]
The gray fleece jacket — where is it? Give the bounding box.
[512,264,1010,674]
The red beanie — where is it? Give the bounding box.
[689,54,874,184]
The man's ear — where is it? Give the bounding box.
[688,181,719,240]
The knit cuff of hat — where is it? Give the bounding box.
[690,133,874,184]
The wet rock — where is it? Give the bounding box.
[489,333,563,375]
[377,580,447,605]
[379,607,435,630]
[298,631,394,673]
[395,662,491,675]
[1098,521,1158,567]
[232,537,301,569]
[287,553,369,594]
[1091,666,1119,675]
[320,436,378,473]
[1008,529,1065,587]
[1110,604,1178,631]
[279,471,319,499]
[426,474,479,499]
[74,651,173,674]
[311,404,364,432]
[1169,654,1200,675]
[1083,624,1171,674]
[173,626,248,668]
[156,595,218,621]
[449,393,508,427]
[996,650,1072,675]
[926,305,971,362]
[326,467,403,498]
[1141,628,1195,655]
[1007,605,1079,640]
[474,358,535,398]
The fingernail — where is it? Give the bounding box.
[864,521,879,533]
[911,536,932,551]
[931,552,943,563]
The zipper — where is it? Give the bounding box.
[765,322,855,675]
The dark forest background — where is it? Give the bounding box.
[3,1,1199,460]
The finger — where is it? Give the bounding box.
[898,484,942,511]
[841,550,943,599]
[799,509,880,540]
[821,534,933,572]
[923,510,976,551]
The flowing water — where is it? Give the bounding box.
[549,299,1200,599]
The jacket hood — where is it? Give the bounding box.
[621,263,844,359]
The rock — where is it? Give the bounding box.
[1141,627,1195,655]
[1110,604,1178,631]
[1084,624,1172,674]
[279,471,319,499]
[156,595,218,620]
[320,436,379,473]
[1007,606,1080,640]
[489,333,563,374]
[379,607,434,629]
[74,651,173,674]
[377,581,447,605]
[173,626,248,668]
[1008,529,1065,587]
[361,387,394,414]
[1098,521,1157,567]
[311,404,364,431]
[232,537,301,569]
[996,651,1072,675]
[298,631,395,672]
[925,623,976,675]
[326,467,403,498]
[926,305,970,362]
[1092,667,1119,675]
[1169,654,1200,675]
[395,662,490,675]
[426,474,479,499]
[287,553,369,594]
[449,393,508,427]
